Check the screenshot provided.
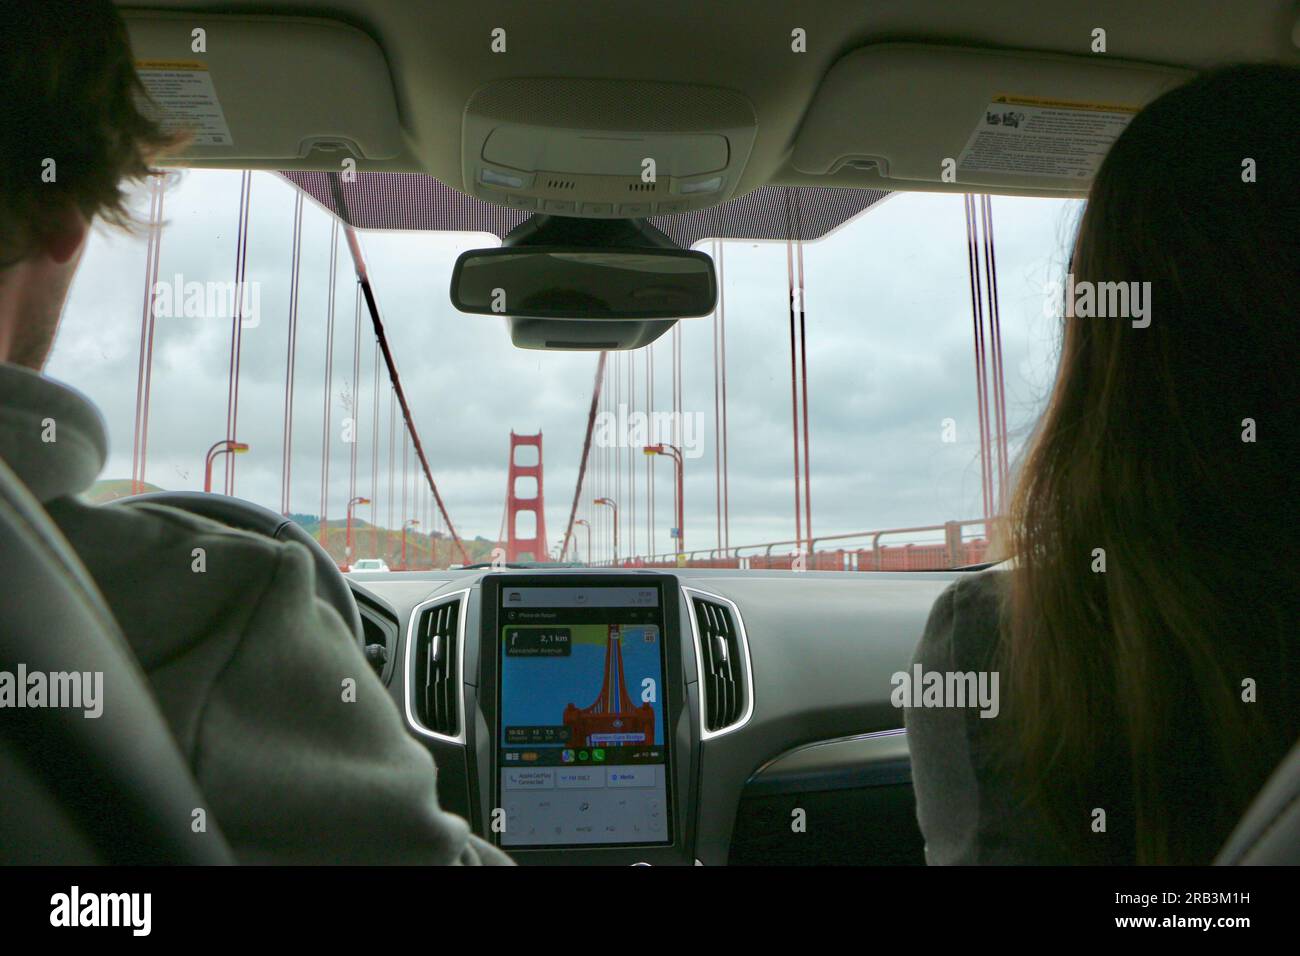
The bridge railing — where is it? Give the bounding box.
[593,519,997,571]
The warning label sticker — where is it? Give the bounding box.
[957,94,1138,180]
[135,60,233,146]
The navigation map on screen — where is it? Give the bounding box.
[497,585,671,848]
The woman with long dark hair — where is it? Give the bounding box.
[906,64,1299,865]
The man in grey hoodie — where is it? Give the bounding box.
[0,0,510,865]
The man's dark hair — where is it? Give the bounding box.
[0,0,184,267]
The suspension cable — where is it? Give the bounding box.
[795,195,812,554]
[327,174,470,563]
[319,218,339,546]
[131,173,165,495]
[223,171,252,495]
[785,191,804,550]
[560,351,609,561]
[964,194,994,523]
[280,190,303,514]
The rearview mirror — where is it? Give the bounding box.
[450,247,717,320]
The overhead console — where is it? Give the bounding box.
[461,78,757,217]
[792,43,1191,195]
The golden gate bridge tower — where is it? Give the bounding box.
[505,430,548,563]
[563,624,655,749]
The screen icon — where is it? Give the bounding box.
[593,748,606,762]
[561,749,575,763]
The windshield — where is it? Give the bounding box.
[51,169,1079,570]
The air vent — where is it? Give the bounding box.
[405,593,466,742]
[545,178,575,190]
[686,590,752,737]
[627,182,658,192]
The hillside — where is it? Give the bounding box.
[287,516,500,568]
[85,481,499,567]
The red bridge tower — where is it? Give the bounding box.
[506,431,548,563]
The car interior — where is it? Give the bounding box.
[2,0,1298,870]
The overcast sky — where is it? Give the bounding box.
[47,170,1081,562]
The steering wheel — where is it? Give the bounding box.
[110,491,364,648]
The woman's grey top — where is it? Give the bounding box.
[904,568,1070,864]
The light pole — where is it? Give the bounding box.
[594,497,618,565]
[203,440,248,493]
[401,518,419,570]
[644,443,684,564]
[574,518,592,566]
[345,496,370,568]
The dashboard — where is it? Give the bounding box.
[348,566,965,865]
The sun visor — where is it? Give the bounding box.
[792,44,1191,194]
[462,78,757,218]
[124,13,403,166]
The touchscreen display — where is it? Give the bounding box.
[497,584,670,848]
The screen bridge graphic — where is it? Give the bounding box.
[502,621,661,754]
